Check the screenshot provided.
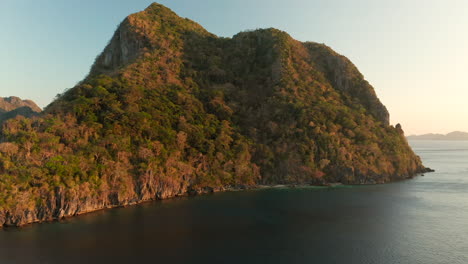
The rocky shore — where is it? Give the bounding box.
[1,168,433,228]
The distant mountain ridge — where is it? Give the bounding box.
[0,96,41,123]
[407,131,468,141]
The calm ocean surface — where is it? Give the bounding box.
[0,140,467,263]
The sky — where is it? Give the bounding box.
[1,0,467,135]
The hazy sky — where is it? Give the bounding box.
[1,0,467,135]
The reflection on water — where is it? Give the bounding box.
[0,140,467,264]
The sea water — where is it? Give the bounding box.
[0,140,467,263]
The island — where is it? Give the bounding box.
[0,3,430,227]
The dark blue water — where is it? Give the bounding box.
[0,140,467,263]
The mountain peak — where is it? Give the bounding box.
[143,2,175,14]
[131,2,189,25]
[88,2,210,78]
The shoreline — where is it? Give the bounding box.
[1,170,433,229]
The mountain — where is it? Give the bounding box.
[0,3,429,227]
[0,96,41,123]
[408,131,468,140]
[0,96,41,113]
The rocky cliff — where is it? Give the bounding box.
[0,3,429,227]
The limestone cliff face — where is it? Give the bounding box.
[88,3,210,78]
[305,43,390,125]
[89,19,149,76]
[0,183,223,227]
[0,3,429,228]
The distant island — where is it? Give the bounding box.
[0,3,430,227]
[407,131,468,141]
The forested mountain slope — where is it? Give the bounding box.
[0,3,427,227]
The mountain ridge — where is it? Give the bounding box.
[0,3,428,227]
[0,96,41,113]
[0,96,41,123]
[408,131,468,140]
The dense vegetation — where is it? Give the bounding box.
[0,3,426,226]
